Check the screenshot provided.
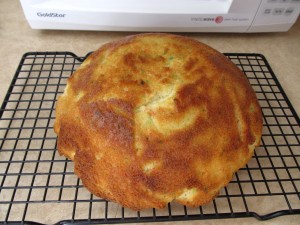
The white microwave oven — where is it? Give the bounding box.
[20,0,300,32]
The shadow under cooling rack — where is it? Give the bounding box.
[0,52,299,224]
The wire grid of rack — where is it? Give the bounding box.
[0,52,299,224]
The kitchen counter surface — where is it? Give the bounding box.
[0,1,299,224]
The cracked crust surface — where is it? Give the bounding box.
[54,33,263,210]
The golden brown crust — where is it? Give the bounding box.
[54,33,263,210]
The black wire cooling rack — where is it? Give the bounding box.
[0,52,299,224]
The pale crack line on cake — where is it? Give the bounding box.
[135,84,177,113]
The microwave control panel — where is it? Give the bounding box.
[250,0,300,31]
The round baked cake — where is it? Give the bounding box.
[54,33,263,210]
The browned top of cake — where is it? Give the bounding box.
[54,33,263,210]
